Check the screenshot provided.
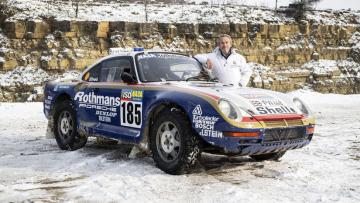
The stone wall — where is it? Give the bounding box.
[1,20,358,70]
[0,19,359,101]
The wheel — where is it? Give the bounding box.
[53,100,87,150]
[250,151,286,161]
[149,108,202,175]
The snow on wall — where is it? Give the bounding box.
[0,66,80,87]
[5,0,360,25]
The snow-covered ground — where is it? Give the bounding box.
[0,90,359,202]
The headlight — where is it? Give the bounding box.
[293,98,311,116]
[218,99,242,121]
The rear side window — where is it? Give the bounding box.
[82,57,135,82]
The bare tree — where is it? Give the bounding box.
[288,0,322,20]
[70,0,81,18]
[144,0,148,22]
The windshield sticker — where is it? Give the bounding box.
[138,53,189,60]
[120,89,144,128]
[192,105,222,138]
[89,77,99,82]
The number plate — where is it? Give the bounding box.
[120,100,142,128]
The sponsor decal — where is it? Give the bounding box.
[84,72,90,81]
[75,92,121,107]
[239,93,295,115]
[120,89,144,128]
[75,91,120,123]
[192,105,223,138]
[59,85,70,89]
[255,106,296,115]
[53,85,70,91]
[44,99,51,105]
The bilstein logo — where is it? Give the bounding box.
[74,92,121,106]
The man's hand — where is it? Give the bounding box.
[206,59,213,70]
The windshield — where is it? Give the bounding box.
[136,53,204,82]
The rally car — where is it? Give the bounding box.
[43,48,315,175]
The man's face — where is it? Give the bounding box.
[218,37,232,54]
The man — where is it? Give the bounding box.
[195,34,252,87]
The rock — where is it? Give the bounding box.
[4,20,26,38]
[96,21,109,38]
[27,20,50,39]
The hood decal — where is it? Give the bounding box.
[238,93,296,115]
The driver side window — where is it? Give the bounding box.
[82,57,135,82]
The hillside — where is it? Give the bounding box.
[0,0,360,101]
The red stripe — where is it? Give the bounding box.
[253,114,303,121]
[241,114,303,122]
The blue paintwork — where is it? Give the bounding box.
[43,80,313,155]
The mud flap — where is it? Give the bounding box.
[46,123,55,139]
[128,142,149,159]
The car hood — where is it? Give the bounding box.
[151,81,302,116]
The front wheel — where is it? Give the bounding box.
[150,108,201,175]
[53,100,87,150]
[250,151,286,161]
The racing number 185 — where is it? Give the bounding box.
[120,101,142,128]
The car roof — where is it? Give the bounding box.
[79,50,191,81]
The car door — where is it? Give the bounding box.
[80,56,142,142]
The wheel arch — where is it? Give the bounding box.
[54,92,72,108]
[140,101,201,151]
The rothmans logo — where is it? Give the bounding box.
[74,92,121,107]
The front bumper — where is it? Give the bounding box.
[207,126,313,155]
[237,138,311,156]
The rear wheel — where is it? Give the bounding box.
[150,108,201,175]
[250,151,286,161]
[53,100,87,150]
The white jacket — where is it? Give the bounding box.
[195,47,252,87]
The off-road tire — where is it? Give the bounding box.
[149,108,202,175]
[250,151,286,161]
[53,100,87,150]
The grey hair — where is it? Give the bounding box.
[217,34,232,44]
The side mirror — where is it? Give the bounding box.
[121,72,137,84]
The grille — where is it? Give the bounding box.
[263,127,306,142]
[263,119,304,128]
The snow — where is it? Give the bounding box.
[3,0,360,25]
[0,90,359,202]
[302,59,360,78]
[0,66,81,87]
[302,60,339,75]
[187,0,360,10]
[0,0,317,24]
[350,32,360,52]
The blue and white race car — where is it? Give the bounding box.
[43,48,315,174]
